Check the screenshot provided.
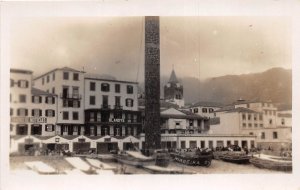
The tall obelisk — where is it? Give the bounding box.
[144,16,161,154]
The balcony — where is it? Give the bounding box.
[60,93,82,100]
[114,105,123,110]
[101,104,111,109]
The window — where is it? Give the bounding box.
[90,112,95,122]
[42,78,44,85]
[73,100,80,108]
[125,98,134,107]
[194,108,198,113]
[259,114,263,120]
[10,124,13,132]
[261,132,265,139]
[53,72,55,81]
[90,96,95,105]
[281,118,285,125]
[175,122,180,126]
[46,110,55,117]
[102,95,108,107]
[116,128,120,136]
[19,94,26,103]
[269,119,272,124]
[127,127,132,136]
[32,96,42,103]
[202,108,207,113]
[209,108,214,113]
[249,132,254,135]
[248,114,251,120]
[47,75,50,83]
[10,108,13,116]
[10,79,14,87]
[115,84,120,93]
[72,86,79,98]
[52,87,55,94]
[101,83,110,92]
[254,123,258,128]
[63,72,69,80]
[46,96,55,104]
[63,112,69,120]
[90,126,95,136]
[32,109,42,117]
[242,114,246,120]
[97,112,101,122]
[90,82,96,91]
[17,108,28,116]
[73,126,78,132]
[18,80,29,88]
[248,123,252,127]
[254,114,257,120]
[264,110,268,115]
[242,123,246,127]
[115,96,121,106]
[260,124,263,128]
[189,120,193,127]
[73,73,79,81]
[45,124,54,132]
[97,126,101,135]
[273,132,278,139]
[73,112,79,120]
[127,85,133,94]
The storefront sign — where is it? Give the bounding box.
[109,118,125,123]
[11,117,47,123]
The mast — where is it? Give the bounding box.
[144,16,161,153]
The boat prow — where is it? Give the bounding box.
[250,154,292,172]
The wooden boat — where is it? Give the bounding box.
[172,148,213,167]
[114,150,155,167]
[219,151,250,164]
[250,154,292,172]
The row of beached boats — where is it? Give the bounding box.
[110,145,292,172]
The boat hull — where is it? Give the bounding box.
[250,155,292,172]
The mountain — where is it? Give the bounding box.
[139,67,292,105]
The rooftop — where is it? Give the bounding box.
[34,66,84,80]
[10,68,33,74]
[31,87,56,96]
[190,101,223,108]
[85,73,138,84]
[168,69,179,83]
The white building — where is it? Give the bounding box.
[82,74,142,153]
[189,101,223,118]
[33,67,85,136]
[210,100,292,150]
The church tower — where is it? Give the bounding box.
[164,68,185,107]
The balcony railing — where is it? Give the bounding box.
[60,93,82,99]
[114,105,123,110]
[101,104,111,109]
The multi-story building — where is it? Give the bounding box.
[83,74,142,144]
[33,67,85,136]
[164,69,184,108]
[189,101,223,118]
[10,69,58,154]
[210,100,292,150]
[10,69,33,136]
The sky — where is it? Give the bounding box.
[10,16,291,82]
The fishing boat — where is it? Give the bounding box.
[219,151,250,164]
[250,153,292,172]
[114,150,155,167]
[172,148,213,167]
